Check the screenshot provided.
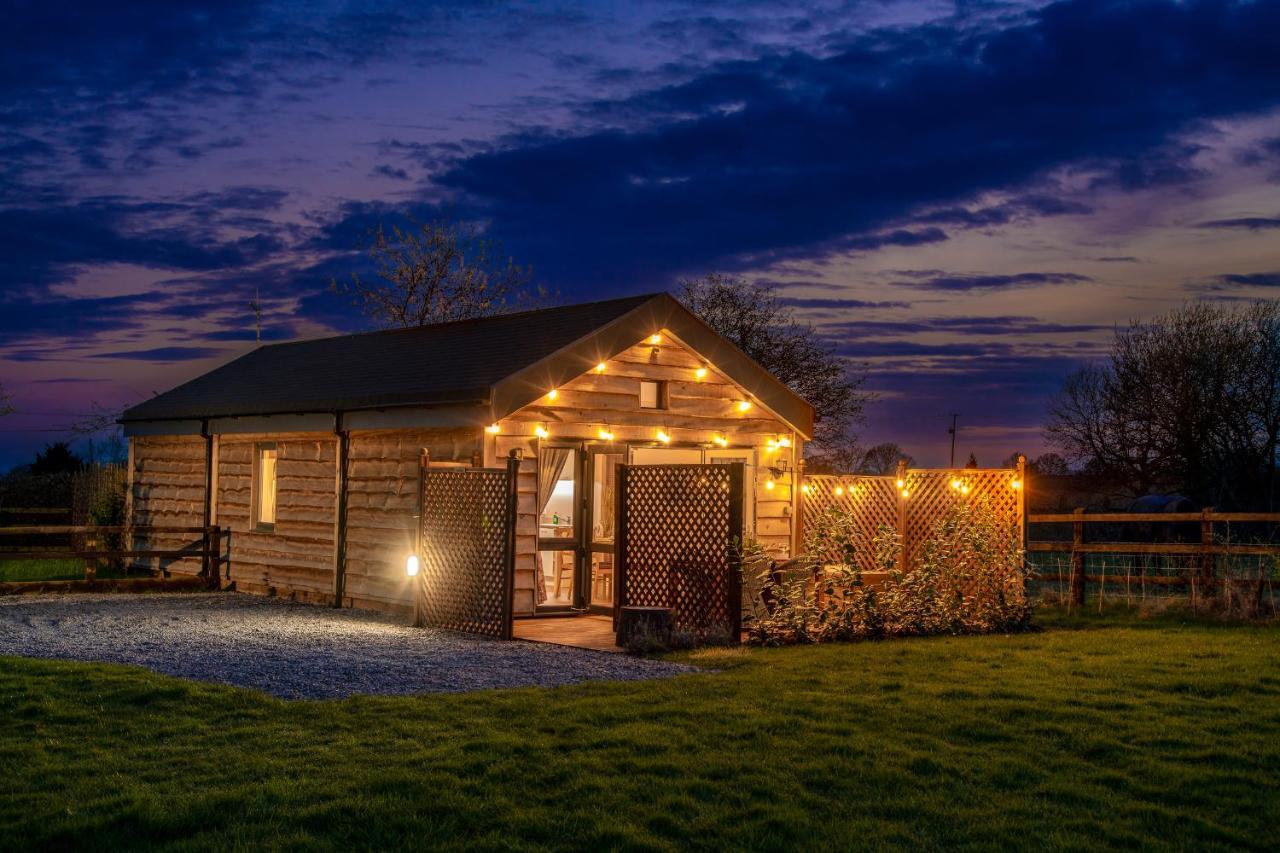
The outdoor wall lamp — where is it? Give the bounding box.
[406,554,420,577]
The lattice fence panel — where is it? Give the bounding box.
[802,475,899,573]
[416,464,515,638]
[618,464,743,640]
[803,468,1024,579]
[903,469,1021,569]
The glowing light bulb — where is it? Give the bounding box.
[737,400,752,413]
[595,362,607,373]
[765,479,775,491]
[598,427,614,441]
[648,333,662,345]
[405,554,420,577]
[834,486,844,497]
[777,436,791,448]
[713,434,728,447]
[656,429,671,444]
[951,478,961,490]
[547,389,558,401]
[960,484,971,495]
[800,483,811,494]
[900,489,910,499]
[485,423,500,435]
[1011,478,1022,490]
[695,367,708,380]
[896,479,905,489]
[535,424,550,439]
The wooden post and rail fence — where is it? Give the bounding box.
[1026,509,1280,605]
[0,524,226,594]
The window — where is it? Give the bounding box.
[255,444,277,529]
[639,379,667,409]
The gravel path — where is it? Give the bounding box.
[0,593,694,699]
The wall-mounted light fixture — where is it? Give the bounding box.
[656,429,671,444]
[535,424,550,439]
[485,423,501,435]
[406,554,420,577]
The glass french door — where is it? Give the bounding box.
[536,446,580,610]
[584,446,624,613]
[535,443,754,613]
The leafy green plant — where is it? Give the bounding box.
[747,500,1032,645]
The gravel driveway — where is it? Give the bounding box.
[0,593,694,699]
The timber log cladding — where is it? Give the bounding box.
[488,335,801,617]
[131,428,478,612]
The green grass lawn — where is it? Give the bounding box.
[0,558,87,582]
[1,608,1277,851]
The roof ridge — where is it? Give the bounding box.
[262,291,668,350]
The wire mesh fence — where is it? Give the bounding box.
[1026,521,1280,618]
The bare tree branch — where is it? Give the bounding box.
[1045,300,1280,509]
[332,216,537,328]
[678,274,872,472]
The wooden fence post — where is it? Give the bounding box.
[727,462,745,644]
[1199,507,1215,597]
[331,425,350,609]
[1016,455,1028,552]
[1071,507,1086,606]
[502,451,520,641]
[614,464,630,633]
[414,450,428,628]
[895,458,909,573]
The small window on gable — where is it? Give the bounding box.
[639,380,667,410]
[255,444,278,529]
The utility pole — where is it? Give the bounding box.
[948,413,960,467]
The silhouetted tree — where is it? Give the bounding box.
[858,442,913,475]
[0,381,12,417]
[31,442,84,475]
[1032,453,1070,477]
[333,215,535,328]
[678,274,871,472]
[1046,300,1280,509]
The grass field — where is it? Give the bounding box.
[0,558,88,582]
[1,607,1277,851]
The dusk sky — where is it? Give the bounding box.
[3,0,1279,469]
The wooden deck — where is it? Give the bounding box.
[512,614,621,652]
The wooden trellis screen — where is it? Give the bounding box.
[802,461,1027,572]
[615,463,745,642]
[414,452,519,639]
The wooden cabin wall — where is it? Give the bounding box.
[487,335,800,616]
[129,435,208,575]
[131,426,477,614]
[343,427,478,612]
[216,433,337,605]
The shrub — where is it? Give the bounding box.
[746,499,1031,645]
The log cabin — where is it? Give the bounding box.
[120,293,814,618]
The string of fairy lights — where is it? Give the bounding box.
[482,331,758,451]
[478,331,1025,500]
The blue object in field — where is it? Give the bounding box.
[1128,494,1196,514]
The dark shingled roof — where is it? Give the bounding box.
[121,294,659,422]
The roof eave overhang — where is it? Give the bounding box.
[121,399,492,437]
[489,293,816,438]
